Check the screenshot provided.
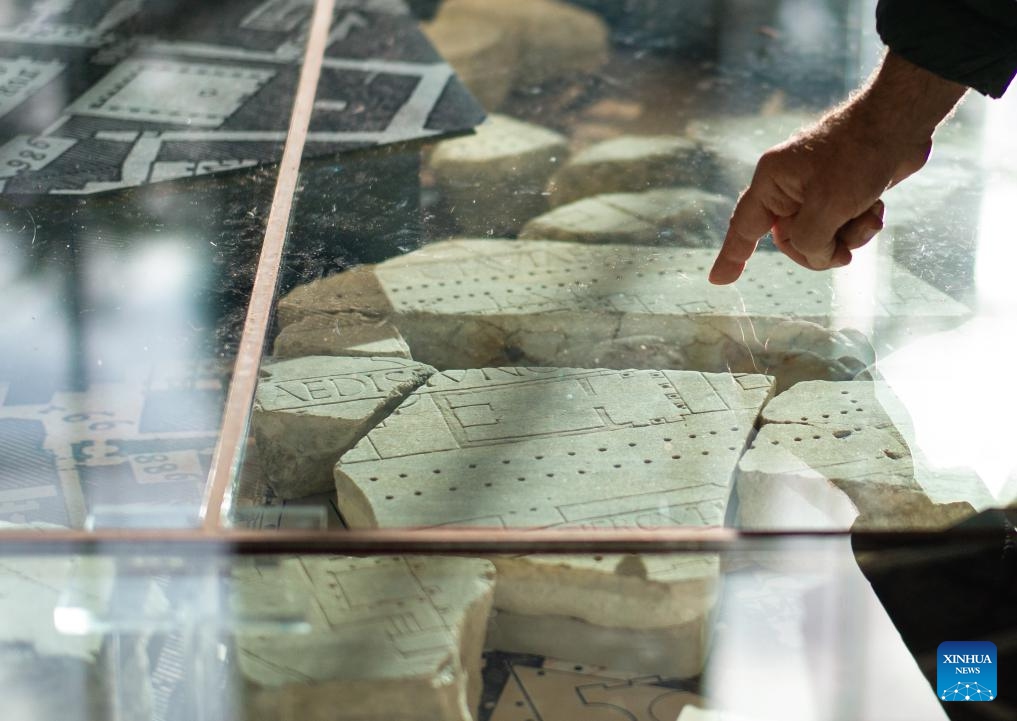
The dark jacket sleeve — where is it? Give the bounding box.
[876,0,1017,97]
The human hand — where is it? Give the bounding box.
[708,107,929,284]
[708,51,967,285]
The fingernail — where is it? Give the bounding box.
[873,200,885,218]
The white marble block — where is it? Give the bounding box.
[546,135,709,206]
[276,240,969,390]
[429,115,569,235]
[253,357,435,500]
[334,367,774,675]
[237,556,496,721]
[735,381,994,530]
[519,188,731,246]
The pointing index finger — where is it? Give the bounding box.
[709,186,776,285]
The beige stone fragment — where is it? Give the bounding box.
[547,135,709,206]
[436,0,609,88]
[272,316,410,359]
[422,15,517,110]
[253,356,435,499]
[735,381,994,530]
[276,240,969,390]
[237,556,495,721]
[335,367,774,675]
[429,115,569,235]
[519,188,732,246]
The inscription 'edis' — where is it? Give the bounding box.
[263,369,422,408]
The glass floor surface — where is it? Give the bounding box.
[0,1,1015,720]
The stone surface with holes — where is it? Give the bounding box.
[429,115,569,235]
[237,556,495,721]
[253,357,435,500]
[334,367,774,675]
[519,188,731,246]
[276,240,969,390]
[735,381,995,530]
[546,136,712,206]
[272,316,411,360]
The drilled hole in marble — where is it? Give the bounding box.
[833,429,852,439]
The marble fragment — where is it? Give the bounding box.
[686,112,818,196]
[237,556,495,721]
[546,135,709,206]
[519,188,731,246]
[253,356,435,499]
[435,0,609,88]
[429,115,569,235]
[335,367,774,675]
[735,381,994,530]
[276,240,969,390]
[272,316,411,359]
[422,15,518,110]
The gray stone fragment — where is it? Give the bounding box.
[546,135,709,206]
[519,188,731,246]
[272,316,411,359]
[236,556,495,721]
[253,356,436,499]
[429,115,569,235]
[335,367,774,675]
[736,381,994,530]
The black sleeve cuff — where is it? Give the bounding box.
[877,0,1017,98]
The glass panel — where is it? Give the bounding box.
[2,532,1014,720]
[245,0,1016,540]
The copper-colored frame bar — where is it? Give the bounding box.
[0,527,1002,556]
[199,0,337,530]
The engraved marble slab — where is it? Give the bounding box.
[236,555,496,721]
[334,367,773,675]
[253,356,435,499]
[277,240,970,387]
[519,188,731,246]
[546,135,708,206]
[429,114,569,235]
[735,381,994,530]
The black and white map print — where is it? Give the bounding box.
[0,0,483,195]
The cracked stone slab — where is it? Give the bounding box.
[335,367,774,675]
[546,135,711,206]
[276,240,969,390]
[735,381,994,530]
[429,114,569,235]
[519,188,732,246]
[253,357,435,500]
[272,316,411,359]
[236,555,495,721]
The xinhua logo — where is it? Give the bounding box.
[938,641,997,702]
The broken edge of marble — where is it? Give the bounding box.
[253,356,436,499]
[236,556,496,721]
[735,381,993,531]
